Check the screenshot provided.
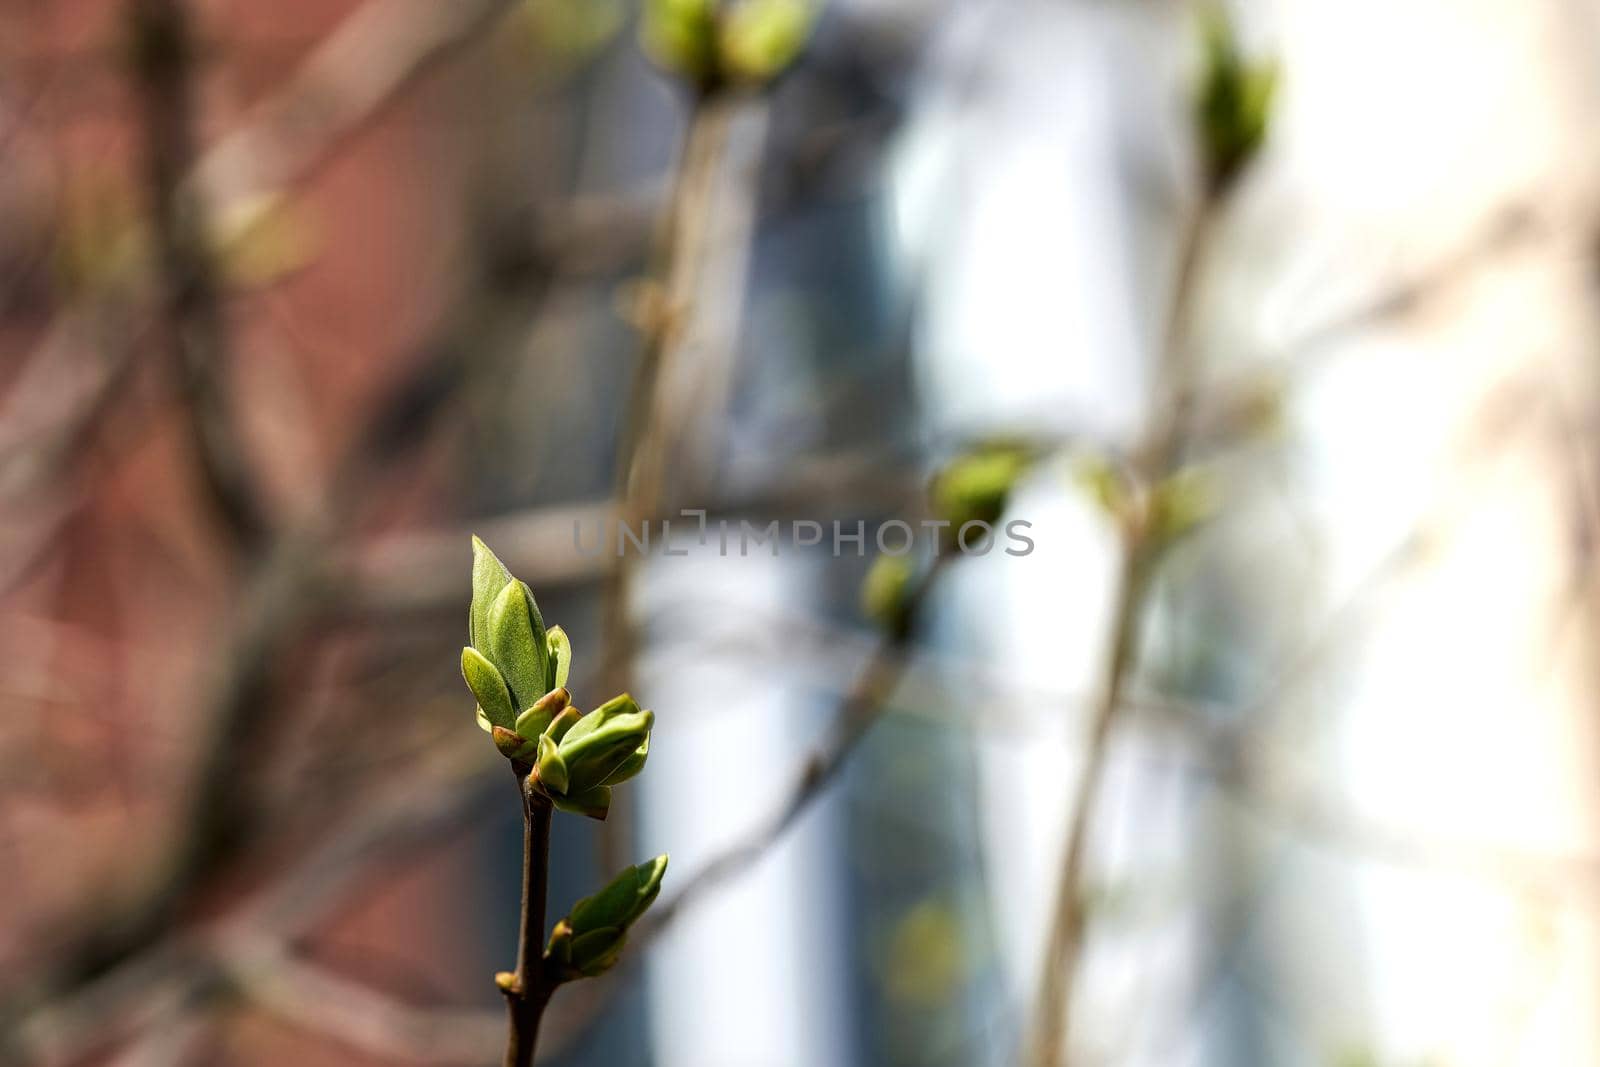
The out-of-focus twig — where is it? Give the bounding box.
[129,0,271,551]
[1029,200,1216,1067]
[633,552,951,940]
[220,934,504,1065]
[4,161,562,1067]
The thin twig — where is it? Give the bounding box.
[129,0,270,550]
[502,773,558,1067]
[596,91,756,872]
[634,553,952,943]
[1028,202,1215,1067]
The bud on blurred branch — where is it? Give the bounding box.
[461,538,665,1066]
[1195,4,1277,196]
[642,0,818,94]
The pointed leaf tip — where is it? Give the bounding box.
[462,646,515,729]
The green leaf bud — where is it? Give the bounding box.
[561,693,640,748]
[515,686,570,741]
[933,447,1030,530]
[641,0,718,87]
[1195,5,1276,195]
[545,704,583,743]
[493,725,538,761]
[545,921,574,969]
[487,580,550,711]
[861,555,916,634]
[461,646,516,730]
[599,735,649,787]
[569,854,668,933]
[559,708,654,792]
[470,536,515,650]
[553,784,612,820]
[720,0,813,84]
[546,625,571,692]
[1148,468,1216,544]
[568,927,627,976]
[1072,452,1134,525]
[535,734,570,794]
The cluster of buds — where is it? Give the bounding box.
[930,441,1035,535]
[546,854,669,977]
[460,537,653,820]
[1195,5,1277,196]
[642,0,815,93]
[861,441,1037,634]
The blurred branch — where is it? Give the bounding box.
[191,0,522,209]
[342,445,919,619]
[4,170,563,1063]
[5,0,528,518]
[597,91,755,777]
[129,0,271,550]
[634,552,951,938]
[1030,199,1216,1067]
[226,941,504,1064]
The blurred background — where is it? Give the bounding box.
[3,0,1600,1065]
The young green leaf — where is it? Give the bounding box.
[553,784,612,820]
[487,580,550,709]
[470,536,515,650]
[720,0,813,84]
[568,927,628,976]
[546,625,571,692]
[536,734,570,794]
[933,447,1030,529]
[462,646,516,729]
[515,686,570,741]
[545,705,583,743]
[641,0,718,86]
[561,693,641,748]
[560,709,654,791]
[861,555,915,634]
[599,736,649,787]
[493,725,538,761]
[569,854,668,932]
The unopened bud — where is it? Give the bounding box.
[535,734,570,794]
[487,579,549,712]
[560,707,654,792]
[515,686,571,740]
[569,854,668,933]
[546,626,572,691]
[462,646,515,730]
[568,927,627,977]
[552,784,611,820]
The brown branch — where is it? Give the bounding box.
[129,0,270,550]
[220,935,503,1065]
[502,774,558,1067]
[1028,202,1215,1067]
[633,553,952,945]
[5,176,562,1064]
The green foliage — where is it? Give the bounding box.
[462,646,516,730]
[488,580,551,713]
[861,554,916,634]
[642,0,817,91]
[461,538,656,822]
[932,443,1033,530]
[1195,5,1277,195]
[546,855,669,977]
[1071,451,1133,525]
[1147,467,1216,544]
[546,625,571,690]
[720,0,812,83]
